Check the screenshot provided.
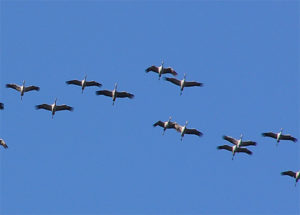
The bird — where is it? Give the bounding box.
[6,80,40,100]
[153,117,177,135]
[66,75,102,93]
[281,170,300,186]
[164,73,203,95]
[0,139,8,149]
[95,83,134,105]
[221,134,255,160]
[174,121,203,141]
[145,61,178,80]
[217,145,252,160]
[0,103,3,110]
[35,98,73,118]
[262,128,297,145]
[223,134,257,147]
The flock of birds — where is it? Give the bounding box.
[0,61,299,186]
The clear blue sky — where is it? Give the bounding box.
[1,1,299,214]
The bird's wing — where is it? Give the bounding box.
[168,122,177,129]
[280,134,297,142]
[223,135,238,145]
[262,132,277,139]
[0,103,3,110]
[35,104,52,111]
[115,91,134,99]
[185,128,203,136]
[66,80,82,86]
[56,105,74,111]
[241,141,257,147]
[281,171,296,178]
[0,139,8,149]
[85,81,102,87]
[96,90,113,97]
[153,121,164,127]
[217,145,232,152]
[145,66,159,73]
[162,67,177,76]
[236,147,252,155]
[184,81,203,87]
[164,77,181,86]
[6,84,21,91]
[174,123,183,132]
[24,86,40,92]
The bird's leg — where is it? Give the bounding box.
[82,88,84,94]
[112,101,115,106]
[162,129,166,135]
[180,90,183,96]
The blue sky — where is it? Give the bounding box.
[0,1,299,214]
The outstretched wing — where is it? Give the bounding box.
[164,77,181,86]
[96,90,113,97]
[36,104,52,111]
[217,145,232,152]
[86,81,102,87]
[56,105,73,111]
[184,81,203,87]
[280,134,297,142]
[241,141,257,147]
[223,135,238,145]
[262,132,277,139]
[145,66,159,73]
[185,128,203,137]
[162,67,177,76]
[66,80,82,86]
[6,84,21,92]
[24,86,40,92]
[116,91,134,99]
[153,121,164,128]
[0,139,8,149]
[281,171,296,178]
[174,123,183,133]
[236,147,252,155]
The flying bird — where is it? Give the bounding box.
[220,134,255,159]
[0,103,3,110]
[281,170,300,186]
[96,83,134,105]
[35,98,73,118]
[174,121,203,141]
[6,80,40,100]
[217,145,252,160]
[66,75,102,93]
[262,128,297,145]
[145,61,177,80]
[153,117,177,135]
[0,139,8,149]
[223,134,257,147]
[164,73,203,95]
